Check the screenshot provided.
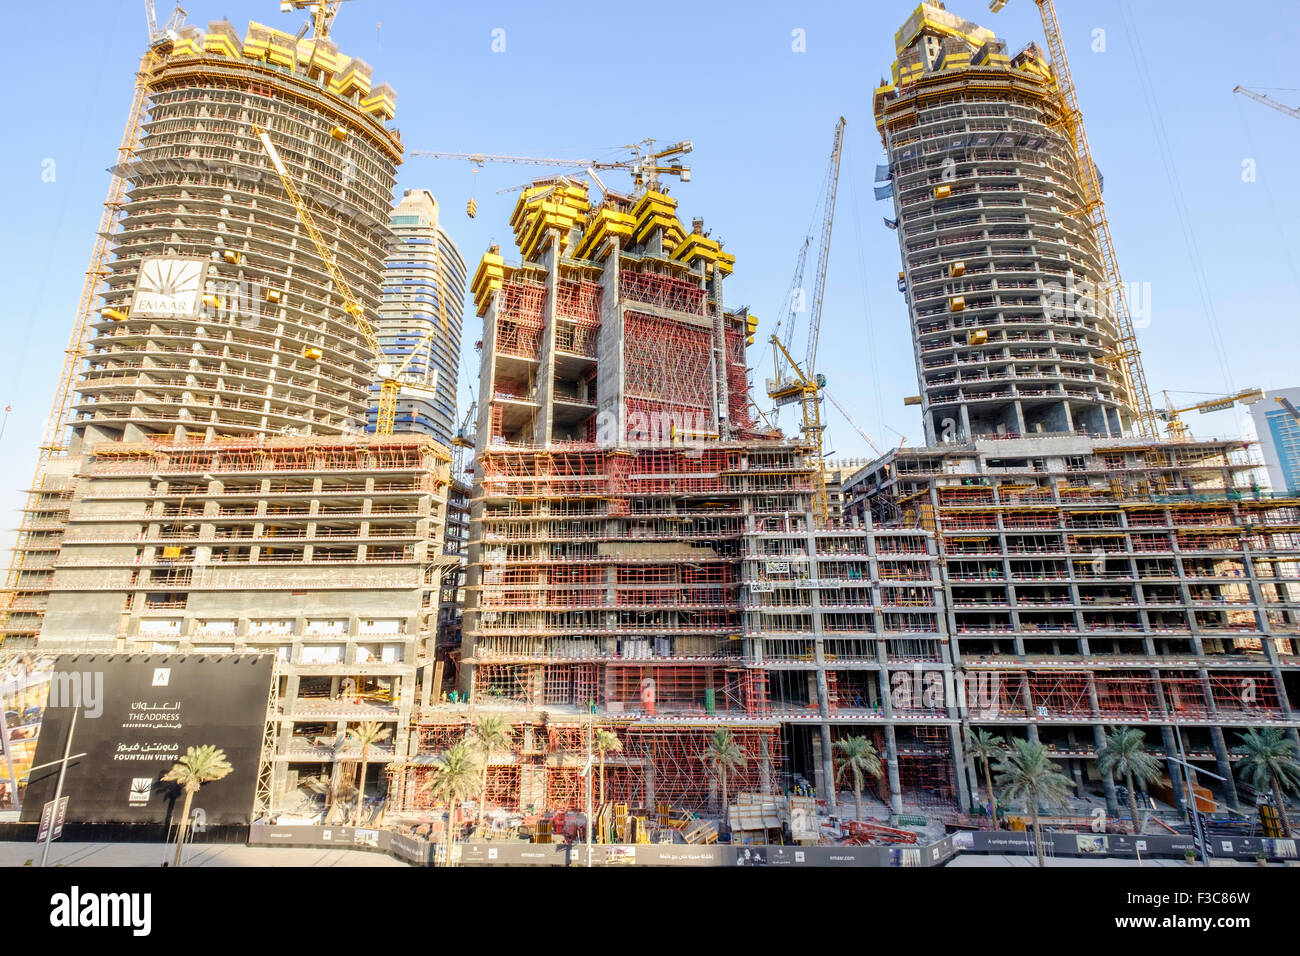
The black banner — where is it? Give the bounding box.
[20,655,272,826]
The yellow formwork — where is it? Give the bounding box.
[630,191,685,251]
[471,251,509,317]
[574,207,636,261]
[203,32,240,58]
[671,232,735,277]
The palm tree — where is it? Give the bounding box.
[594,729,623,807]
[312,730,350,818]
[161,745,233,867]
[833,735,882,823]
[472,714,514,830]
[1236,728,1300,838]
[1096,725,1163,835]
[422,738,482,866]
[994,737,1075,868]
[964,728,1004,827]
[350,721,393,827]
[703,727,747,834]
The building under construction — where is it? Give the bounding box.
[852,2,1300,816]
[377,174,968,818]
[1,15,457,816]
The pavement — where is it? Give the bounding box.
[0,840,409,867]
[946,853,1245,867]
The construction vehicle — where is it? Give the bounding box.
[1234,86,1300,121]
[254,124,445,436]
[409,140,692,209]
[1156,388,1264,442]
[988,0,1159,440]
[767,117,846,528]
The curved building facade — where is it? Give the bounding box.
[368,188,467,445]
[875,3,1133,443]
[73,19,402,448]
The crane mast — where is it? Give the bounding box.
[806,117,846,377]
[769,117,845,528]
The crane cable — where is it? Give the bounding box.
[1232,98,1300,299]
[846,141,886,457]
[1119,2,1234,393]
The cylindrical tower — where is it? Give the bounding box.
[875,3,1132,443]
[73,19,402,449]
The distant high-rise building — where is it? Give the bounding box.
[875,2,1133,444]
[369,189,467,445]
[1251,388,1300,493]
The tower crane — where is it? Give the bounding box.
[1234,86,1300,120]
[279,0,356,40]
[145,1,186,47]
[451,400,478,481]
[409,140,692,215]
[1156,388,1265,442]
[1275,396,1300,424]
[254,124,426,436]
[988,0,1160,440]
[767,117,846,528]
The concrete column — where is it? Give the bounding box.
[817,724,837,812]
[948,724,971,811]
[883,725,903,815]
[1209,726,1241,813]
[1159,725,1187,811]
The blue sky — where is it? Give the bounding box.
[2,0,1298,561]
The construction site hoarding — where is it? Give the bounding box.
[21,654,272,826]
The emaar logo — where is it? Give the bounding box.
[49,887,151,937]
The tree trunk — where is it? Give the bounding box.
[354,750,369,828]
[1031,805,1045,868]
[983,758,998,828]
[443,798,459,867]
[599,752,606,807]
[854,779,863,824]
[721,768,728,837]
[1126,769,1141,835]
[478,757,489,831]
[1273,773,1293,838]
[173,787,195,868]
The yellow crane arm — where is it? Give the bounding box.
[253,125,380,353]
[254,123,402,433]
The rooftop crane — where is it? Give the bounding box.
[1275,395,1300,424]
[989,0,1160,440]
[145,1,186,47]
[279,0,355,40]
[452,399,478,481]
[767,116,846,528]
[409,140,693,215]
[254,124,418,436]
[1234,86,1300,121]
[1156,388,1265,441]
